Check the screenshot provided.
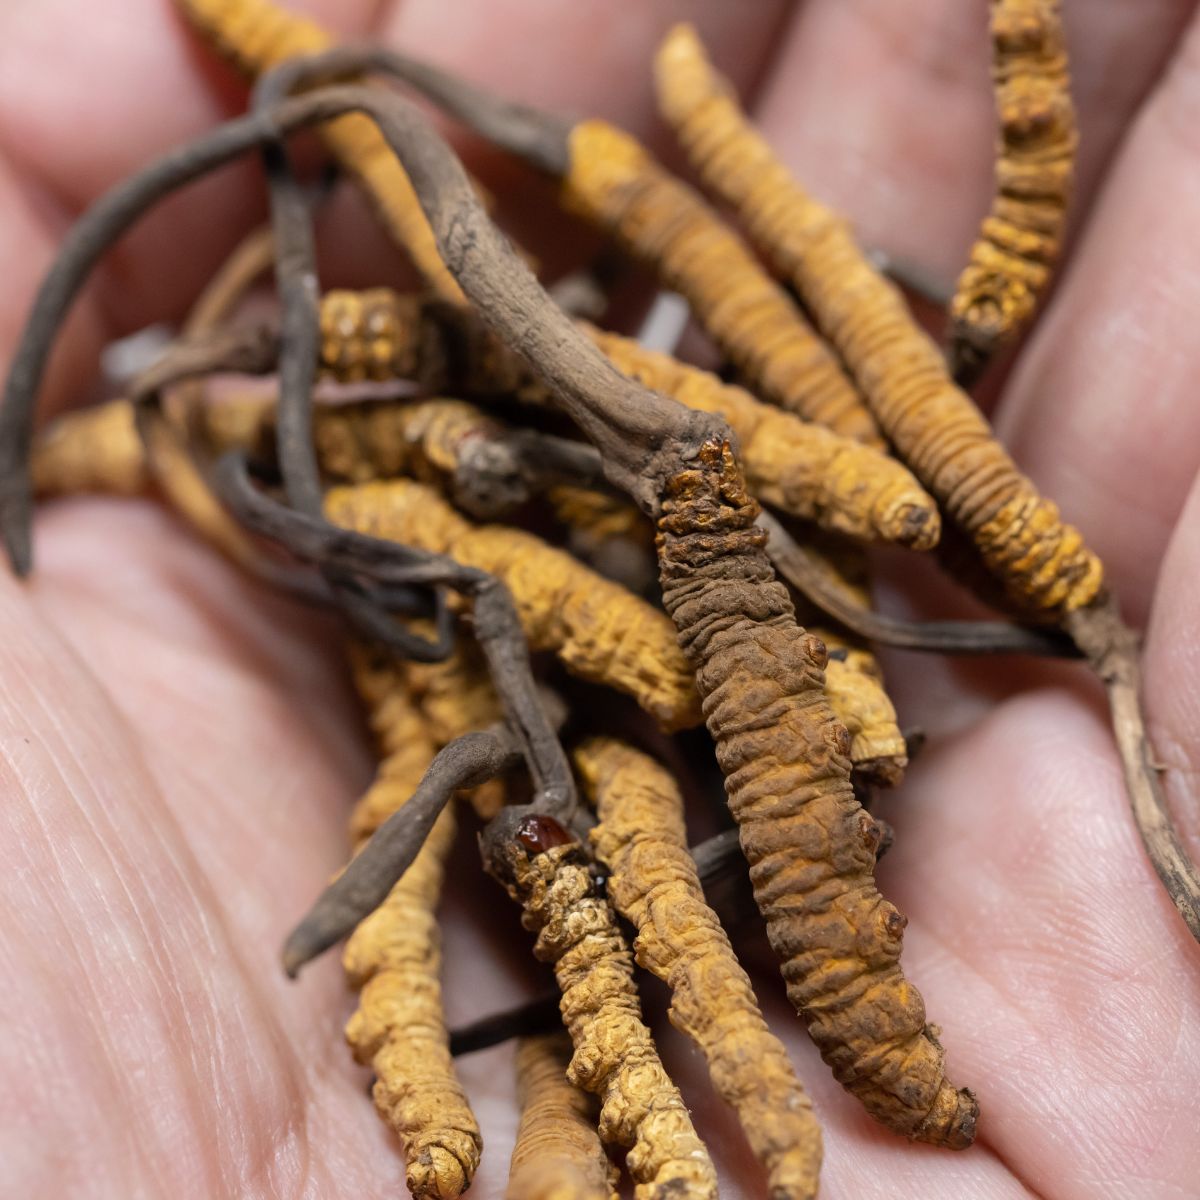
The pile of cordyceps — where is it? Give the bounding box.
[5,2,1198,1198]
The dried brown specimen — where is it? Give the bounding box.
[580,737,823,1200]
[342,647,482,1200]
[483,814,718,1200]
[656,438,977,1147]
[324,478,702,730]
[949,0,1077,383]
[506,1033,618,1200]
[175,0,464,301]
[655,23,1100,614]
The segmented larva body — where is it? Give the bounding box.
[341,649,481,1200]
[586,326,939,549]
[580,737,823,1200]
[319,288,524,393]
[949,0,1077,381]
[315,287,932,545]
[558,120,881,445]
[506,1033,618,1200]
[324,479,702,730]
[488,828,718,1200]
[656,438,977,1147]
[32,398,148,498]
[655,23,1099,613]
[174,0,464,302]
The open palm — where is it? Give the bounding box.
[2,2,1199,1196]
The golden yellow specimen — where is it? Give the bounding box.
[558,120,880,445]
[341,647,481,1199]
[949,0,1077,378]
[174,0,464,302]
[580,737,823,1200]
[32,398,147,499]
[655,23,1099,613]
[487,825,718,1200]
[586,325,939,549]
[656,438,977,1147]
[506,1033,618,1200]
[324,478,702,729]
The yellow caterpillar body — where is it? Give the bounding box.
[341,649,481,1199]
[655,23,1099,613]
[324,478,702,730]
[559,120,881,445]
[949,0,1077,379]
[581,737,823,1200]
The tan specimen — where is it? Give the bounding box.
[486,825,718,1200]
[324,477,702,729]
[580,737,824,1200]
[341,647,481,1199]
[506,1033,618,1200]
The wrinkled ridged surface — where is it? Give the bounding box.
[586,327,938,548]
[342,649,481,1199]
[497,840,717,1199]
[174,0,463,301]
[581,737,823,1200]
[949,0,1077,374]
[656,438,977,1147]
[655,22,1098,612]
[506,1033,618,1200]
[560,119,879,445]
[325,478,702,729]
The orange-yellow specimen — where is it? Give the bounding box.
[580,737,823,1200]
[655,22,1099,613]
[341,646,481,1199]
[505,1033,618,1200]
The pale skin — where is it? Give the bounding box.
[1,0,1199,1195]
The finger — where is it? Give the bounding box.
[0,499,404,1193]
[993,13,1200,623]
[748,0,1198,284]
[873,690,1200,1198]
[1141,472,1200,859]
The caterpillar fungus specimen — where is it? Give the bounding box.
[174,0,464,303]
[655,22,1099,615]
[323,477,702,730]
[340,648,482,1199]
[506,1033,618,1200]
[579,737,823,1200]
[314,285,936,546]
[656,438,977,1147]
[481,812,718,1200]
[0,72,982,1144]
[949,0,1078,385]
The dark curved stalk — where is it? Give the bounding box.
[759,512,1080,658]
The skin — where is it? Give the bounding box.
[0,0,1199,1196]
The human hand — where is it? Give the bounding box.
[1,2,1198,1197]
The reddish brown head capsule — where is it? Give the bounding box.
[516,814,573,854]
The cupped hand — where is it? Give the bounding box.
[1,2,1198,1197]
